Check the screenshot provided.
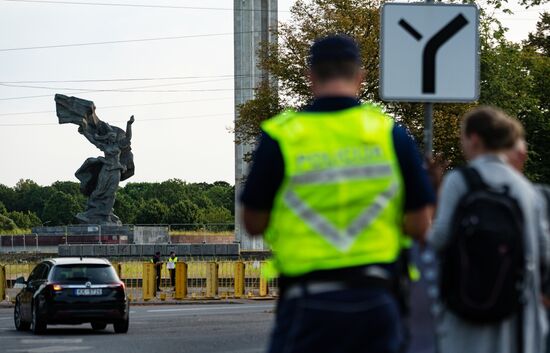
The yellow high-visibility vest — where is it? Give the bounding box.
[262,104,406,277]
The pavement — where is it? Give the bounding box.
[0,303,275,353]
[0,283,437,353]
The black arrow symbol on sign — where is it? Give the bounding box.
[399,14,469,94]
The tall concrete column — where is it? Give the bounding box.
[234,0,278,251]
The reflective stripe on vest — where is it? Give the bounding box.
[290,164,392,185]
[262,104,406,276]
[284,182,398,250]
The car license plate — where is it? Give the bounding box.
[75,288,102,296]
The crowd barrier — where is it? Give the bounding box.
[0,261,278,303]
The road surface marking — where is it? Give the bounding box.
[21,339,83,344]
[146,305,273,313]
[9,346,91,353]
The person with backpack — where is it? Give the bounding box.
[428,106,550,353]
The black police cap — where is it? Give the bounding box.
[308,34,361,67]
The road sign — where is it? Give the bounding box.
[380,3,479,102]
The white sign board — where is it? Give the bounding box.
[380,3,479,102]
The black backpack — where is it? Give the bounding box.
[439,167,525,324]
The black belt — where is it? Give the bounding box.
[280,265,394,300]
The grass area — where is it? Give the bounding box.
[169,231,234,236]
[0,230,233,236]
[0,229,32,236]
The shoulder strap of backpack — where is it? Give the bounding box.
[459,167,487,192]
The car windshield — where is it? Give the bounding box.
[50,264,118,284]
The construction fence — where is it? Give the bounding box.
[0,261,278,303]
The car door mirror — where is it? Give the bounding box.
[14,276,27,289]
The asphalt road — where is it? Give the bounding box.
[0,283,436,353]
[0,303,275,353]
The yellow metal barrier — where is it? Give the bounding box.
[142,263,155,301]
[205,262,218,298]
[234,262,245,298]
[0,260,277,302]
[121,262,143,302]
[174,262,187,300]
[0,266,5,301]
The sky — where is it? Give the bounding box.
[0,0,547,187]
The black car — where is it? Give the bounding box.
[13,257,129,334]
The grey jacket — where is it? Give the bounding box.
[428,155,550,353]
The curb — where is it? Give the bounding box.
[0,298,276,308]
[129,298,276,305]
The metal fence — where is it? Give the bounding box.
[0,224,236,251]
[0,260,278,303]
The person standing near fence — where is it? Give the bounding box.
[240,35,435,353]
[167,251,177,290]
[150,251,162,293]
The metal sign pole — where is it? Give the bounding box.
[424,0,434,159]
[424,102,433,158]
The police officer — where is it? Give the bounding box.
[167,251,178,290]
[240,35,435,353]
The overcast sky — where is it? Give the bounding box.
[0,0,547,187]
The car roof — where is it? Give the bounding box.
[44,257,112,266]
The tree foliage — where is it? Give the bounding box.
[7,211,42,229]
[42,191,83,226]
[199,206,233,224]
[235,1,550,183]
[0,179,235,230]
[0,214,17,231]
[166,200,201,224]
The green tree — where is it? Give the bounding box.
[155,179,188,205]
[135,199,169,224]
[525,12,550,57]
[166,200,200,224]
[0,214,17,231]
[0,201,7,216]
[7,211,42,229]
[198,206,233,224]
[114,193,138,224]
[235,0,550,182]
[206,185,235,215]
[13,179,53,218]
[51,181,85,205]
[521,12,550,181]
[42,191,82,226]
[189,194,213,210]
[0,184,17,211]
[120,182,151,203]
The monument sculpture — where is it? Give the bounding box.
[55,94,135,225]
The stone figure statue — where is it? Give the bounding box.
[55,94,135,225]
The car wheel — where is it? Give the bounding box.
[91,322,107,331]
[31,302,46,335]
[14,299,30,331]
[113,318,129,334]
